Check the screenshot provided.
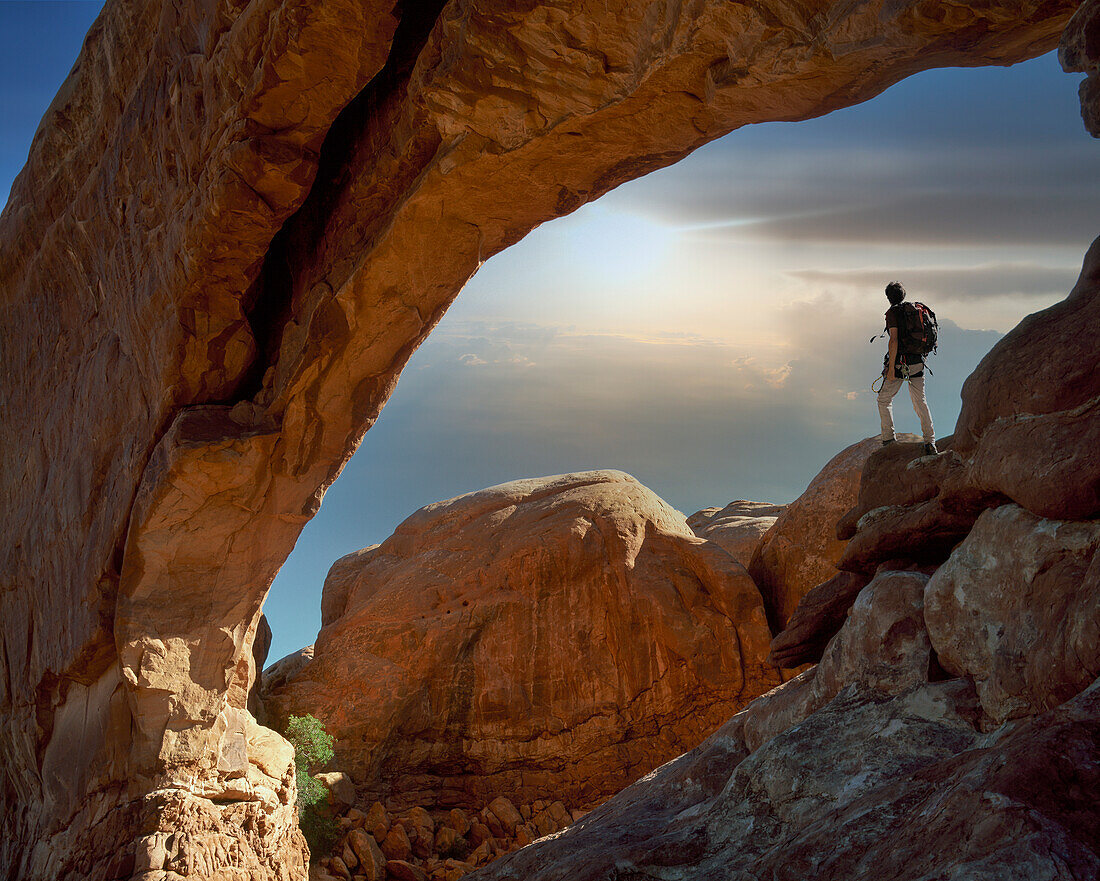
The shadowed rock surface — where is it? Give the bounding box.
[265,471,780,810]
[469,578,1100,881]
[0,0,1086,877]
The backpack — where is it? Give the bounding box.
[895,301,938,357]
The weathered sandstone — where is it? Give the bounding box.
[925,504,1100,726]
[686,500,784,568]
[265,471,780,809]
[748,436,888,629]
[472,625,1100,881]
[0,0,1082,876]
[1062,0,1100,134]
[765,570,871,668]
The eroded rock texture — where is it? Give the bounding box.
[748,435,888,630]
[0,0,1081,877]
[471,573,1100,881]
[686,500,784,568]
[265,471,780,810]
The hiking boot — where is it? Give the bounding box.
[881,438,896,446]
[923,442,939,456]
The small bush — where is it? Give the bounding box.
[284,714,338,860]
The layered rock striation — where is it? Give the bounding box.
[0,0,1085,877]
[265,471,780,810]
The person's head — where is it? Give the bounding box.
[885,281,906,306]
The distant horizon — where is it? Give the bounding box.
[2,3,1096,663]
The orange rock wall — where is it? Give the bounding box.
[0,1,1079,878]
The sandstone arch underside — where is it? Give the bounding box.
[0,1,1084,878]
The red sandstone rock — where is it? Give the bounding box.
[835,436,959,540]
[348,828,386,881]
[387,860,428,881]
[925,504,1100,726]
[749,437,886,629]
[380,824,412,862]
[687,500,785,568]
[745,569,934,751]
[837,497,979,575]
[364,801,390,841]
[1062,0,1100,134]
[0,0,1081,876]
[965,395,1100,520]
[954,235,1100,454]
[766,571,870,668]
[267,471,779,809]
[486,798,522,836]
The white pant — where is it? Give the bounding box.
[877,369,934,444]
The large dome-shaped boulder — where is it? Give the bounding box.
[264,471,779,810]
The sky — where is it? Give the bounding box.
[3,2,1098,662]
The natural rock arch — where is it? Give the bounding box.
[0,1,1084,878]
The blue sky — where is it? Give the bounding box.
[3,2,1097,662]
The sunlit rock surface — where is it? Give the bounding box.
[687,500,784,568]
[748,436,888,630]
[0,0,1083,876]
[265,471,780,810]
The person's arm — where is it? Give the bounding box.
[887,327,898,380]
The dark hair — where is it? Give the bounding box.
[885,281,906,306]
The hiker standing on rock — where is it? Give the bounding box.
[877,281,938,455]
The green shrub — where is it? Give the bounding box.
[284,714,338,860]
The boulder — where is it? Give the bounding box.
[925,504,1100,725]
[316,771,357,811]
[745,569,934,751]
[687,500,785,568]
[749,437,890,630]
[386,860,428,881]
[954,234,1100,453]
[380,824,412,862]
[965,394,1100,520]
[266,471,779,809]
[347,829,386,881]
[486,798,522,836]
[766,571,870,669]
[837,497,979,575]
[835,437,962,540]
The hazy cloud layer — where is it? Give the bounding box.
[788,263,1080,303]
[613,143,1100,248]
[601,52,1100,251]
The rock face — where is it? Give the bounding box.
[470,567,1100,881]
[0,0,1082,877]
[748,436,891,630]
[687,500,784,568]
[925,504,1100,726]
[266,471,780,809]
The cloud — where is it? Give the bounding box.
[610,143,1100,248]
[787,263,1080,303]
